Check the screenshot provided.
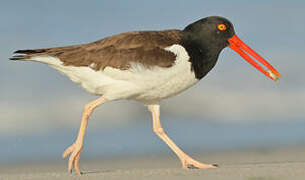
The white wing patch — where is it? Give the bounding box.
[89,63,97,69]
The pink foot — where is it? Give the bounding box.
[181,157,217,169]
[62,142,83,175]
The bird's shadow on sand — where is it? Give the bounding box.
[81,169,115,175]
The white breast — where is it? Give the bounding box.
[128,44,199,104]
[29,44,198,104]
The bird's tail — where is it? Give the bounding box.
[9,44,83,62]
[9,48,52,61]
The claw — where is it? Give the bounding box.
[212,164,219,167]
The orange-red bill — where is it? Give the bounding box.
[228,35,281,81]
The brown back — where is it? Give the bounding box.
[15,30,183,71]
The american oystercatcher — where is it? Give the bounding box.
[10,16,280,174]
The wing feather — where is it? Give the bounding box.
[11,30,183,70]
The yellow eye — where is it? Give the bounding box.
[217,24,227,31]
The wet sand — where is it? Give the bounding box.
[1,147,305,180]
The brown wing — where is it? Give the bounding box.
[11,30,183,71]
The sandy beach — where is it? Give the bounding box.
[1,147,305,180]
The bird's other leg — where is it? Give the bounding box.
[148,104,217,169]
[62,96,108,175]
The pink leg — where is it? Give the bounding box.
[149,104,217,169]
[62,96,108,175]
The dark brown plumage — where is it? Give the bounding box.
[11,30,182,70]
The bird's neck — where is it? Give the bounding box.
[181,38,223,80]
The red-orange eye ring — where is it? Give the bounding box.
[217,24,227,31]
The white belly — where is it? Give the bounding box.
[30,44,198,104]
[130,62,198,103]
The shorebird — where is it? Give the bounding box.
[10,16,280,175]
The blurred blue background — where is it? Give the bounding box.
[1,0,305,164]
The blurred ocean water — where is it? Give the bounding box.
[1,119,305,165]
